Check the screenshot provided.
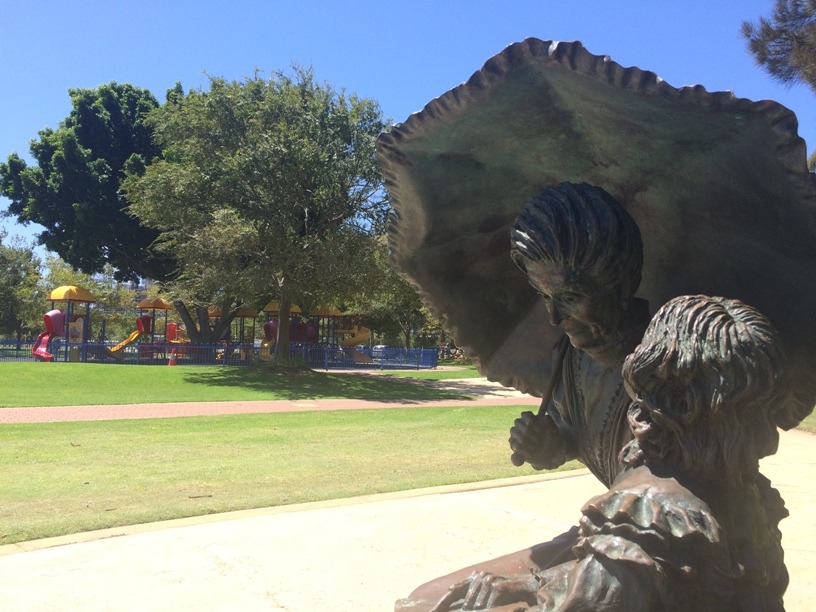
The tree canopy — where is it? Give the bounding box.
[125,68,390,356]
[743,0,816,93]
[0,231,42,338]
[0,82,173,281]
[348,238,441,349]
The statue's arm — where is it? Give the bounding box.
[509,392,576,471]
[509,336,577,470]
[429,570,539,612]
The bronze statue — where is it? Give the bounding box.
[427,296,790,611]
[379,38,816,610]
[508,182,649,487]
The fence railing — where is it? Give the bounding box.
[0,339,438,370]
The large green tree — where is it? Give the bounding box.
[743,0,816,93]
[0,82,173,281]
[0,230,42,339]
[125,68,390,358]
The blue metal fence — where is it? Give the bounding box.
[0,338,438,369]
[292,345,438,370]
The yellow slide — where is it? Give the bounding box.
[106,330,143,358]
[337,326,372,363]
[338,326,371,347]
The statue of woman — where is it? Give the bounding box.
[508,181,650,488]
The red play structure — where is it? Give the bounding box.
[31,309,66,362]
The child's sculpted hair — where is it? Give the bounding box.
[622,294,790,486]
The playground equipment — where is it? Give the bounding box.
[209,306,258,362]
[338,328,373,363]
[261,301,306,361]
[259,301,374,364]
[260,318,319,361]
[259,320,275,361]
[32,285,95,362]
[166,322,188,343]
[32,309,66,362]
[105,315,152,359]
[136,297,172,343]
[329,311,372,364]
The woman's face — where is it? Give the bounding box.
[525,260,625,350]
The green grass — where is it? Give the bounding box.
[0,363,469,407]
[798,409,816,434]
[377,364,482,380]
[0,405,580,544]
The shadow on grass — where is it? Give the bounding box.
[181,368,472,402]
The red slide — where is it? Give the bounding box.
[33,309,65,362]
[32,331,54,362]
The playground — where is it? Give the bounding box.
[11,286,437,370]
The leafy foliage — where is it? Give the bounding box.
[743,1,816,93]
[743,1,816,168]
[0,231,42,337]
[125,67,390,354]
[348,239,445,348]
[0,83,173,281]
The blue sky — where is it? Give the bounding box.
[2,0,812,251]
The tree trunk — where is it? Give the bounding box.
[174,301,202,342]
[210,297,238,342]
[173,299,237,343]
[402,315,412,349]
[274,292,292,364]
[195,307,213,343]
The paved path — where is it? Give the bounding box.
[0,377,541,423]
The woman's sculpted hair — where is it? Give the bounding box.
[510,182,643,296]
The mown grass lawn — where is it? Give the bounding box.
[798,409,816,434]
[377,364,482,380]
[0,405,579,545]
[0,363,469,407]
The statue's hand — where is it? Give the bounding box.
[429,571,538,611]
[509,411,566,470]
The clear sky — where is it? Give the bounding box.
[2,0,812,251]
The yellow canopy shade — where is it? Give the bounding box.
[49,285,95,303]
[309,306,343,317]
[263,301,301,314]
[137,297,172,310]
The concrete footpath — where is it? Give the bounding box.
[0,380,814,610]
